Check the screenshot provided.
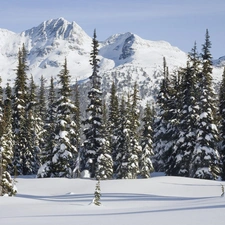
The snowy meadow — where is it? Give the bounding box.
[1,173,225,225]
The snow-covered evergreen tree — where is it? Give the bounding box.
[114,96,127,178]
[38,75,47,121]
[25,75,42,174]
[93,180,101,206]
[83,30,112,178]
[167,44,200,177]
[190,30,221,179]
[12,46,29,175]
[50,58,78,178]
[164,72,183,175]
[95,101,113,180]
[140,103,154,178]
[37,77,57,178]
[0,85,17,196]
[219,67,225,180]
[108,82,119,175]
[128,82,142,178]
[36,75,47,163]
[115,95,136,179]
[72,81,82,177]
[153,57,172,172]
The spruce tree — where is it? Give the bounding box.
[115,95,133,179]
[164,72,183,175]
[0,84,17,196]
[37,76,57,178]
[153,57,171,172]
[72,81,82,177]
[95,101,113,180]
[108,82,119,174]
[140,103,154,178]
[168,59,198,176]
[93,180,101,206]
[38,75,47,121]
[82,30,112,178]
[172,43,200,177]
[74,81,81,148]
[25,75,42,174]
[12,47,29,175]
[128,82,142,178]
[50,58,77,178]
[166,43,200,177]
[190,30,221,179]
[219,67,225,180]
[36,75,47,162]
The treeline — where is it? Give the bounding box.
[0,29,225,197]
[153,30,225,180]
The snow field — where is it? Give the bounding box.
[1,174,225,225]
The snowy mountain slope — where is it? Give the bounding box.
[98,32,188,105]
[0,18,224,104]
[0,18,92,86]
[213,56,225,68]
[99,32,187,69]
[0,174,225,225]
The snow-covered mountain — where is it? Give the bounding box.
[213,56,225,68]
[0,18,224,104]
[0,18,92,86]
[98,32,188,105]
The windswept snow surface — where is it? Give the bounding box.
[1,174,225,225]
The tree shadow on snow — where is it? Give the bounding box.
[16,192,215,204]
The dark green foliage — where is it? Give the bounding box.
[140,103,154,178]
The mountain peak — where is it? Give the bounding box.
[22,17,89,43]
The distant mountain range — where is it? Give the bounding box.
[0,17,224,105]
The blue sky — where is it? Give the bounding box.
[0,0,224,59]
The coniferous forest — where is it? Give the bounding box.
[1,29,225,196]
